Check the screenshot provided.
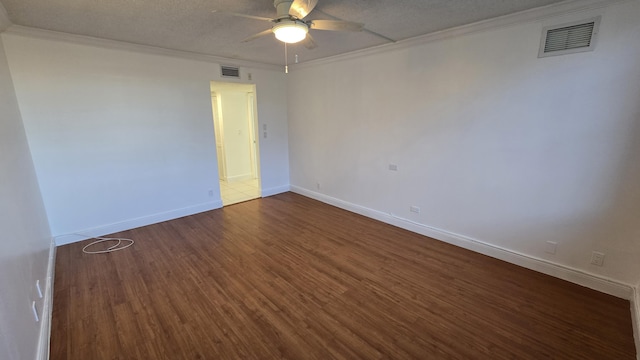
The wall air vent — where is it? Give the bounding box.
[538,16,600,58]
[221,65,240,78]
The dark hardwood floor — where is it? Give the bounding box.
[50,192,636,359]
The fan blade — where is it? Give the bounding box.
[309,19,363,32]
[289,0,318,19]
[212,10,273,22]
[242,29,274,43]
[301,34,317,49]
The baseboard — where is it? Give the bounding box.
[290,185,633,300]
[632,285,640,360]
[54,200,222,246]
[262,184,290,197]
[36,237,56,360]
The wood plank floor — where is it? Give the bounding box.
[50,192,636,359]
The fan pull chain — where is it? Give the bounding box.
[284,42,288,74]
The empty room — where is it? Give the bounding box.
[1,0,639,359]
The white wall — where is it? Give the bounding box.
[288,1,640,285]
[0,35,52,360]
[1,31,289,244]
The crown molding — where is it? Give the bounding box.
[292,0,631,69]
[2,25,282,71]
[1,0,633,70]
[0,2,11,32]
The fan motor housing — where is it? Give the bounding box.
[274,0,294,18]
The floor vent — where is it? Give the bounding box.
[221,65,240,78]
[539,16,600,58]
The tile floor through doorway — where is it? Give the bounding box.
[220,178,260,205]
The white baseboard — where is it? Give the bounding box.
[36,237,56,360]
[262,184,290,197]
[53,200,222,246]
[290,185,633,300]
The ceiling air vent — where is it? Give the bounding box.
[221,65,240,78]
[538,16,600,58]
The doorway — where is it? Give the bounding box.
[210,81,261,205]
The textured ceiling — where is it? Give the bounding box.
[1,0,568,65]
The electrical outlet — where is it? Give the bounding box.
[248,73,252,80]
[263,131,267,138]
[545,241,557,255]
[388,164,398,171]
[36,280,43,298]
[316,182,321,190]
[590,251,605,266]
[32,301,39,322]
[409,206,420,214]
[208,190,214,197]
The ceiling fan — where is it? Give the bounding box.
[213,0,364,49]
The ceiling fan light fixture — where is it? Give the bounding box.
[273,21,308,44]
